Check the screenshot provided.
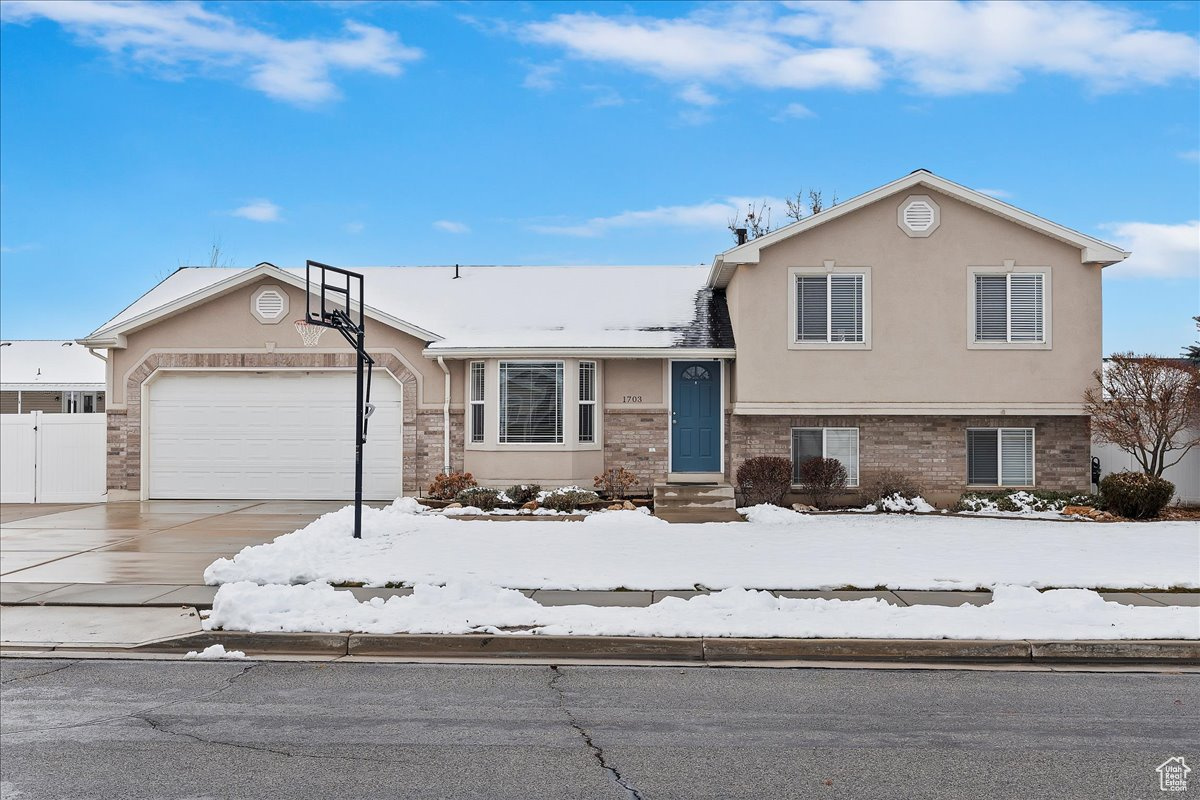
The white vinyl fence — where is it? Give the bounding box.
[0,412,106,503]
[1092,435,1200,507]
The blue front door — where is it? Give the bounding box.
[671,361,721,473]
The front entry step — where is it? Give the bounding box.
[654,483,736,511]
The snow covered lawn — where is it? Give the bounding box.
[204,500,1200,592]
[204,582,1199,640]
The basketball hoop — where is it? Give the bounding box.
[294,319,327,347]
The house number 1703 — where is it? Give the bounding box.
[622,395,643,403]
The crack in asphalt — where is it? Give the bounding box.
[0,660,80,686]
[2,662,258,736]
[548,665,645,800]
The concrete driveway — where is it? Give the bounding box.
[0,500,350,606]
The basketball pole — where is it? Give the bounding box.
[353,324,365,540]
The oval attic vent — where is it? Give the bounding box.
[255,290,285,319]
[903,201,935,231]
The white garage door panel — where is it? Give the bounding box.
[149,372,403,500]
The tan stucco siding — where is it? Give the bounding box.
[603,358,665,406]
[107,278,448,406]
[726,188,1102,406]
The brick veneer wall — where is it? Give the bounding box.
[728,414,1091,504]
[110,351,431,496]
[603,409,669,486]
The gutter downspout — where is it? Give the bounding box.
[436,356,451,475]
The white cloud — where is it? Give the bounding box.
[343,221,365,235]
[0,242,39,253]
[1179,150,1200,163]
[531,195,789,237]
[774,101,815,119]
[433,220,470,234]
[1101,221,1200,279]
[232,200,282,222]
[522,62,560,90]
[1,1,422,106]
[678,83,718,106]
[975,187,1012,199]
[524,3,1198,97]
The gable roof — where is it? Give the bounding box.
[0,340,106,391]
[707,170,1130,288]
[81,263,736,356]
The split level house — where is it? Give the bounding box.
[78,170,1129,506]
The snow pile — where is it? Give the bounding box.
[184,643,246,660]
[878,494,936,513]
[204,582,1200,640]
[737,504,803,524]
[204,501,1200,591]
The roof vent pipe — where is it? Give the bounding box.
[453,264,460,279]
[735,228,748,246]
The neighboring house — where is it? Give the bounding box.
[78,170,1128,504]
[0,340,106,414]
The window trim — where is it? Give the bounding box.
[966,264,1052,350]
[468,361,485,444]
[498,360,565,445]
[790,426,860,488]
[787,265,872,350]
[966,427,1036,487]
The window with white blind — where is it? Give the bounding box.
[469,362,485,443]
[971,270,1048,346]
[578,361,596,443]
[791,427,859,487]
[789,268,870,348]
[499,361,563,444]
[967,428,1034,486]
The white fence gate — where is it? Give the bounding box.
[0,412,106,503]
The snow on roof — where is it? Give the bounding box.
[92,265,733,351]
[0,340,106,390]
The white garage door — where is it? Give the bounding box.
[148,371,403,500]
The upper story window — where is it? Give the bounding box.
[789,267,871,349]
[499,361,563,444]
[968,266,1051,349]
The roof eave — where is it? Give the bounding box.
[85,264,444,346]
[423,346,737,359]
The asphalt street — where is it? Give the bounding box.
[1,658,1197,800]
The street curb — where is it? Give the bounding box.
[131,633,1200,664]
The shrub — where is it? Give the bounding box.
[540,487,601,512]
[454,487,501,511]
[427,471,477,500]
[736,456,794,507]
[506,484,542,506]
[796,457,847,509]
[594,467,640,499]
[1099,471,1175,519]
[954,490,1101,514]
[860,469,923,506]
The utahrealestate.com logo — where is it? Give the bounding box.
[1157,757,1191,792]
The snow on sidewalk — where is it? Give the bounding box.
[204,582,1200,640]
[203,499,1200,592]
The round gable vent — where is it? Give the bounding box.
[250,285,289,324]
[897,195,940,237]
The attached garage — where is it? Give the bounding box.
[146,371,404,500]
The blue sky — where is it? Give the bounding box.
[1,0,1197,355]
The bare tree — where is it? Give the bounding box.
[784,189,840,222]
[728,201,772,241]
[1084,353,1200,476]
